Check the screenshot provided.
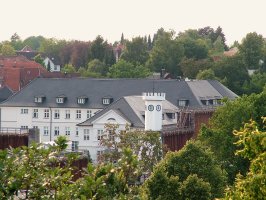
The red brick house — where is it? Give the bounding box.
[0,55,47,91]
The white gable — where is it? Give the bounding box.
[91,109,130,126]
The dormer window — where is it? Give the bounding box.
[56,95,66,104]
[102,97,113,105]
[34,95,45,103]
[178,99,189,107]
[77,96,88,105]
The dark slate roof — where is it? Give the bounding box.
[78,96,179,128]
[0,86,13,102]
[0,78,238,108]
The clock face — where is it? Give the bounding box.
[156,105,161,111]
[148,105,154,111]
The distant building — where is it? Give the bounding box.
[43,57,61,72]
[16,45,40,60]
[0,78,238,162]
[0,55,47,91]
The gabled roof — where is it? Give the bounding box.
[0,78,238,108]
[0,86,13,102]
[78,96,179,128]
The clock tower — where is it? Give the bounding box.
[142,92,165,131]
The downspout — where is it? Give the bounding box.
[49,107,52,141]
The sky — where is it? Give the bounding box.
[1,0,266,46]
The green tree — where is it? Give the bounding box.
[225,118,266,200]
[199,91,266,184]
[33,54,45,67]
[239,32,264,69]
[180,58,211,78]
[144,141,226,199]
[10,33,23,50]
[87,59,108,76]
[23,35,46,50]
[196,68,217,80]
[1,44,16,56]
[108,59,150,78]
[146,31,184,76]
[120,36,149,65]
[61,63,76,73]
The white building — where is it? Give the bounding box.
[0,78,238,162]
[43,57,61,72]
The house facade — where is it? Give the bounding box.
[0,78,238,161]
[43,57,61,72]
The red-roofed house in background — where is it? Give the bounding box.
[0,55,47,91]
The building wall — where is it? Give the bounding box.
[193,111,214,138]
[43,58,61,72]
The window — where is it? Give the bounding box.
[162,114,165,120]
[44,109,49,118]
[33,126,38,129]
[21,126,28,129]
[54,110,60,119]
[76,110,81,119]
[56,97,64,104]
[97,129,104,140]
[87,110,92,119]
[65,127,70,135]
[54,126,59,136]
[71,141,79,151]
[34,97,43,103]
[84,129,90,140]
[33,109,38,118]
[65,110,70,119]
[77,97,87,104]
[54,65,57,71]
[21,109,28,114]
[166,113,175,119]
[178,100,188,107]
[213,99,221,105]
[44,126,49,136]
[102,98,110,105]
[76,127,79,136]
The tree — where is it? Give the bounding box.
[120,33,125,44]
[146,31,184,76]
[144,140,226,199]
[0,136,79,199]
[108,59,150,78]
[87,59,108,76]
[33,54,45,67]
[23,35,46,50]
[120,37,149,65]
[199,91,266,184]
[61,63,76,73]
[180,58,211,78]
[239,32,264,69]
[99,124,164,173]
[1,44,16,56]
[10,33,23,50]
[225,118,266,199]
[196,68,217,80]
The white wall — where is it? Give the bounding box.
[43,57,61,72]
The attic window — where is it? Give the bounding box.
[77,96,88,105]
[166,113,176,119]
[178,99,189,107]
[102,97,113,105]
[56,96,66,104]
[34,96,45,103]
[201,100,209,106]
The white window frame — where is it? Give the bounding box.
[33,109,38,118]
[65,110,70,119]
[76,110,81,119]
[84,129,90,140]
[77,98,85,104]
[56,97,64,104]
[34,97,43,103]
[21,126,28,129]
[71,141,79,151]
[54,110,60,119]
[44,109,49,118]
[102,98,110,105]
[54,126,59,136]
[97,129,104,140]
[44,126,49,136]
[178,100,187,107]
[21,109,28,114]
[76,127,79,136]
[87,110,92,119]
[65,127,70,136]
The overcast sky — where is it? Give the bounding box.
[1,0,265,46]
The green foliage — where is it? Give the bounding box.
[196,68,217,80]
[62,63,76,73]
[180,174,211,200]
[108,59,150,78]
[23,35,46,50]
[99,124,164,174]
[180,58,211,78]
[225,118,266,200]
[144,141,226,199]
[120,36,149,65]
[0,137,78,199]
[239,32,264,69]
[199,92,266,184]
[0,43,16,56]
[87,58,108,76]
[33,54,45,67]
[146,31,184,76]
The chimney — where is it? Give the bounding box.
[142,92,165,131]
[160,68,165,79]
